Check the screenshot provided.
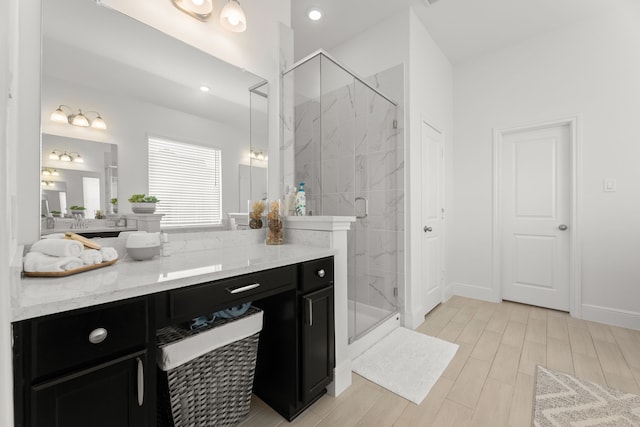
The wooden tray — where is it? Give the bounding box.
[23,259,118,278]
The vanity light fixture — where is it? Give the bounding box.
[48,149,84,163]
[41,180,56,187]
[50,105,107,130]
[41,168,59,177]
[171,0,213,22]
[250,150,267,161]
[308,8,323,21]
[220,0,247,32]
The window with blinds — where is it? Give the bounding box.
[148,137,222,227]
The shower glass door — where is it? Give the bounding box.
[284,52,403,344]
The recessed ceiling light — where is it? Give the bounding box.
[308,8,323,21]
[200,86,210,93]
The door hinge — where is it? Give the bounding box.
[392,119,398,129]
[393,287,398,297]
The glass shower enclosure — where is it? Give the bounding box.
[282,51,404,344]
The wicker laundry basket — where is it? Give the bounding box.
[156,306,263,427]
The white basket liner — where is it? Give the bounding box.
[157,310,263,371]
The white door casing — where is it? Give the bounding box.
[421,119,445,315]
[494,119,580,312]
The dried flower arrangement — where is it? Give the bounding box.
[266,200,284,245]
[249,200,266,229]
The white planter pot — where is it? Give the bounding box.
[131,202,156,214]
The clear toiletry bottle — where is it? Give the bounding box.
[295,182,306,216]
[160,232,171,256]
[286,186,297,216]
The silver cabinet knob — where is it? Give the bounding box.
[424,226,433,233]
[558,224,568,231]
[88,328,108,344]
[316,269,326,278]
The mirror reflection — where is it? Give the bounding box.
[41,134,117,219]
[41,0,268,234]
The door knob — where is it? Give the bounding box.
[558,224,568,231]
[424,226,433,233]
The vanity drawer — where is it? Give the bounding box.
[299,257,334,293]
[168,265,296,321]
[31,298,148,380]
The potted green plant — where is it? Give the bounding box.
[110,198,118,214]
[69,205,86,216]
[50,210,62,218]
[128,194,159,214]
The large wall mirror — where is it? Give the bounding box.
[41,0,268,234]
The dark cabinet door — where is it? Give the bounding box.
[300,285,335,404]
[31,351,147,427]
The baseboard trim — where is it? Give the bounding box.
[443,282,455,302]
[327,359,352,397]
[581,304,640,331]
[404,308,427,330]
[451,282,498,303]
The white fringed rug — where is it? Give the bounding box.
[533,366,640,426]
[351,327,458,404]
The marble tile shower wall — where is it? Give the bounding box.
[293,64,405,316]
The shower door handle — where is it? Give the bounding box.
[355,196,368,219]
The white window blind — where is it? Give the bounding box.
[148,137,222,227]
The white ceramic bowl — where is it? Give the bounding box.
[126,246,160,261]
[126,233,160,261]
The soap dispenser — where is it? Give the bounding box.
[295,182,306,216]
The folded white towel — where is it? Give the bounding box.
[23,252,84,273]
[31,239,83,257]
[42,233,66,239]
[79,249,104,266]
[100,247,118,262]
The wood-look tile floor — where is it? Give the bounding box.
[239,296,640,427]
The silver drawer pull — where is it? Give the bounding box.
[306,297,313,327]
[88,328,108,344]
[137,357,144,406]
[228,283,261,294]
[316,269,326,278]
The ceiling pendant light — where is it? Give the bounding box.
[220,0,247,32]
[171,0,213,22]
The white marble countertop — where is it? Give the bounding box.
[12,244,335,322]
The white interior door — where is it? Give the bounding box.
[501,124,570,311]
[421,120,445,315]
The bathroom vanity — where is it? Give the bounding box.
[11,244,336,426]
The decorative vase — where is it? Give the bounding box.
[248,200,266,229]
[266,199,284,245]
[131,202,156,214]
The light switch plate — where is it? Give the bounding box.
[603,178,617,192]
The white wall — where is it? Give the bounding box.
[328,8,454,329]
[1,0,18,423]
[407,9,454,327]
[452,2,640,329]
